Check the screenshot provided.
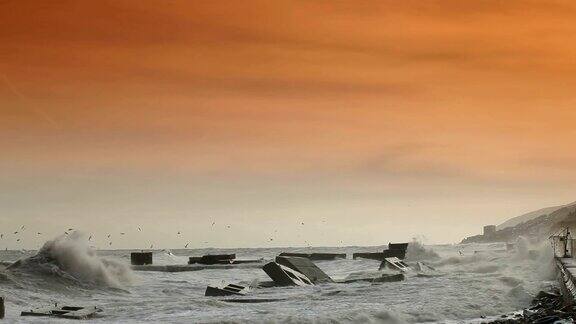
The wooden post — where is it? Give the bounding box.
[0,296,5,319]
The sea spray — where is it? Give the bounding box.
[10,232,133,289]
[405,239,440,261]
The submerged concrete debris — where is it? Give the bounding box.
[189,254,236,265]
[353,242,409,261]
[130,252,153,265]
[262,261,314,286]
[21,305,102,320]
[336,273,405,284]
[188,254,262,265]
[278,252,346,260]
[205,283,250,296]
[379,257,411,272]
[275,256,334,283]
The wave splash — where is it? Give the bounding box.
[8,232,133,289]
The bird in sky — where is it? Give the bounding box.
[120,232,125,235]
[109,242,112,246]
[64,232,69,235]
[301,222,304,225]
[226,225,231,229]
[138,227,142,232]
[37,232,41,235]
[211,222,215,226]
[13,231,18,234]
[68,228,73,231]
[20,225,25,230]
[269,238,273,241]
[16,238,20,242]
[88,235,92,241]
[0,234,3,239]
[107,234,111,238]
[185,243,189,248]
[177,231,181,235]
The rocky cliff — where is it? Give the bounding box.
[461,204,576,244]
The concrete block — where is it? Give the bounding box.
[275,256,333,283]
[262,262,313,286]
[205,283,250,296]
[130,252,153,265]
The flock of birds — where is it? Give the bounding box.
[0,219,339,251]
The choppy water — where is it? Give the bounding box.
[0,234,557,323]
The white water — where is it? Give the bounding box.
[0,238,556,323]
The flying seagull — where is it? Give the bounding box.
[185,243,189,248]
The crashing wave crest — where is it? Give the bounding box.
[8,232,133,289]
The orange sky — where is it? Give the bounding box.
[1,1,576,248]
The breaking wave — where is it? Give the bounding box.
[405,239,440,261]
[7,232,133,289]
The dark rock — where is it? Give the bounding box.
[130,252,153,265]
[275,256,333,283]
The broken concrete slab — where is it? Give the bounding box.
[353,242,409,261]
[132,263,263,272]
[262,262,314,286]
[275,256,333,283]
[205,283,250,297]
[352,252,384,261]
[188,254,236,265]
[337,273,405,284]
[279,252,346,260]
[21,305,102,319]
[221,298,286,303]
[130,252,153,265]
[389,243,409,251]
[379,257,411,272]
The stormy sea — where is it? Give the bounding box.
[0,234,556,323]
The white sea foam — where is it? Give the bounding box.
[13,231,133,289]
